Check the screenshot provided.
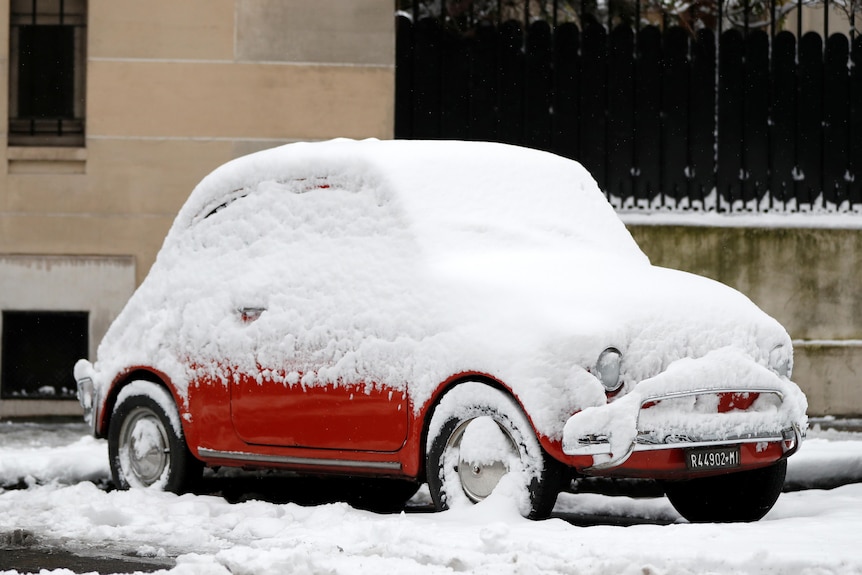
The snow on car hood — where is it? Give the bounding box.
[84,139,802,440]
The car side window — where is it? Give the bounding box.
[199,188,250,221]
[194,177,341,225]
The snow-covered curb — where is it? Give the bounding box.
[2,423,862,574]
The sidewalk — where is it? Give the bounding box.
[809,416,862,433]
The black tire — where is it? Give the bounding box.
[426,382,563,519]
[662,459,787,523]
[342,478,421,513]
[108,381,202,493]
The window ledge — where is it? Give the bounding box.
[8,146,87,161]
[7,146,87,174]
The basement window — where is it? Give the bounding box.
[1,310,88,399]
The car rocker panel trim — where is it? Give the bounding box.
[196,447,403,471]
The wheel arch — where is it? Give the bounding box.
[106,373,204,492]
[419,374,565,518]
[414,372,533,481]
[97,368,182,439]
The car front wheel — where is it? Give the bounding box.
[426,382,562,519]
[108,381,202,492]
[662,459,787,523]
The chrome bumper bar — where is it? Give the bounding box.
[563,386,805,471]
[570,425,803,471]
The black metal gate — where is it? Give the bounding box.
[395,2,862,212]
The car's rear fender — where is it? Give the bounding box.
[96,368,184,439]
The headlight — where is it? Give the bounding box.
[769,344,792,378]
[595,347,623,392]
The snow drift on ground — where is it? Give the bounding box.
[1,422,862,575]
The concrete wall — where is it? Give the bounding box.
[628,224,862,417]
[0,255,135,417]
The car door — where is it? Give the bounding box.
[222,177,414,453]
[229,362,409,452]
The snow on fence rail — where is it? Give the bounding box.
[395,1,862,213]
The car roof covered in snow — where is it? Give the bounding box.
[167,139,647,265]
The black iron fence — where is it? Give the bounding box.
[395,2,862,212]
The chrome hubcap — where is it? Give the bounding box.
[453,416,519,503]
[118,407,170,487]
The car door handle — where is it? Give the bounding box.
[238,307,266,323]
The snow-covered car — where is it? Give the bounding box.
[75,139,807,522]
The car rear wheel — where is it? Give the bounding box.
[662,459,787,523]
[108,381,202,493]
[426,382,563,519]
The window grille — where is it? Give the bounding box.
[8,0,87,147]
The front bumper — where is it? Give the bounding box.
[562,348,808,473]
[73,359,100,433]
[563,388,804,472]
[563,380,807,472]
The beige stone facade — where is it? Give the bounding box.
[0,0,394,417]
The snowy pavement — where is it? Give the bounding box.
[1,419,862,575]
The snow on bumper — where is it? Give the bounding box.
[73,359,99,431]
[562,347,808,471]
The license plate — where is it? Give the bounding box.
[685,446,741,471]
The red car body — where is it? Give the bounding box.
[76,140,807,522]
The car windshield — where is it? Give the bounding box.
[172,140,648,270]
